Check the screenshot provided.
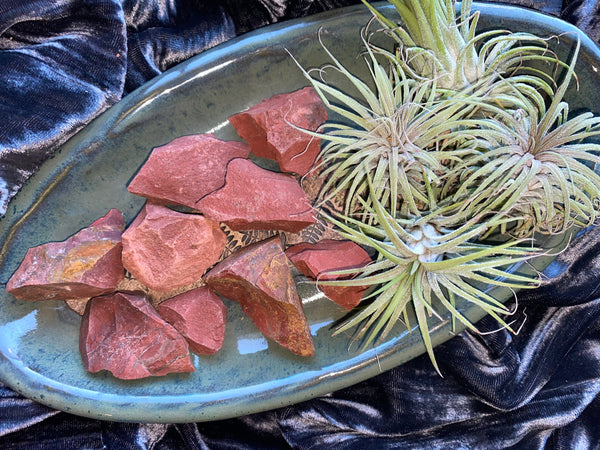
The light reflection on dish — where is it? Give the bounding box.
[236,333,269,355]
[0,310,37,357]
[309,318,333,336]
[205,120,231,135]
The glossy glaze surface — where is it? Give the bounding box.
[0,3,597,422]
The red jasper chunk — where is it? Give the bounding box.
[80,291,194,379]
[122,203,226,292]
[286,239,372,310]
[229,87,327,176]
[127,133,250,209]
[158,287,227,355]
[6,209,125,301]
[204,237,314,357]
[196,158,316,232]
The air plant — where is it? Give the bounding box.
[452,40,600,236]
[360,0,562,109]
[294,35,481,219]
[291,0,600,373]
[319,177,542,374]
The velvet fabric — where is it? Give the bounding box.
[1,0,599,448]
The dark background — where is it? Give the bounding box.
[0,1,599,448]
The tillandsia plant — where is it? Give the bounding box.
[291,0,600,373]
[452,40,600,236]
[294,36,482,219]
[319,177,542,374]
[360,0,562,110]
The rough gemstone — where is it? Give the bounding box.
[285,239,372,310]
[127,133,251,209]
[204,237,314,357]
[122,203,226,292]
[158,286,227,355]
[229,87,327,176]
[80,291,194,379]
[196,158,316,232]
[6,209,125,301]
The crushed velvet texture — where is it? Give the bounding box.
[122,0,237,93]
[0,0,127,215]
[1,0,600,449]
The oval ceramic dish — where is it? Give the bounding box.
[0,2,597,422]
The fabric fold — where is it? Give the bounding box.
[0,0,128,216]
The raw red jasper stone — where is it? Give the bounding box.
[204,237,314,357]
[158,286,227,355]
[80,291,194,379]
[122,203,226,292]
[286,239,372,310]
[127,133,250,209]
[196,158,316,232]
[229,87,327,176]
[6,209,125,301]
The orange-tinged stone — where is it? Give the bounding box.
[80,291,194,379]
[229,87,327,176]
[61,241,116,279]
[204,236,314,357]
[6,209,125,301]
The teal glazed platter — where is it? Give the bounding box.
[0,2,598,422]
